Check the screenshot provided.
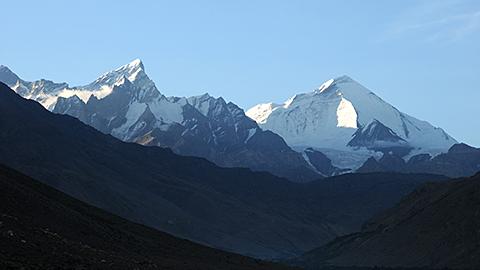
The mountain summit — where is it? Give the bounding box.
[87,58,147,89]
[247,76,457,170]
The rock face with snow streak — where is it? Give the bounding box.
[247,76,457,171]
[0,61,319,182]
[357,143,480,178]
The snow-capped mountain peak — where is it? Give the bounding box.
[247,76,368,129]
[125,58,143,69]
[247,75,457,170]
[85,59,152,91]
[115,58,145,81]
[314,75,372,97]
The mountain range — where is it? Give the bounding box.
[0,61,319,182]
[4,60,477,180]
[0,81,448,259]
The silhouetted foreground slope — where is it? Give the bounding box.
[0,82,447,258]
[298,173,480,269]
[0,164,294,270]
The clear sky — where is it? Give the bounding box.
[2,0,479,146]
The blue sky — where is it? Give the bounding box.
[2,0,479,146]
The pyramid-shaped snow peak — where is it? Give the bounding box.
[247,76,456,160]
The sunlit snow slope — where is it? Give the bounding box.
[247,76,457,169]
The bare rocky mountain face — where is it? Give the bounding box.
[358,143,480,178]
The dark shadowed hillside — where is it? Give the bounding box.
[298,173,480,269]
[0,164,295,270]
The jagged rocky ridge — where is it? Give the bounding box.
[0,61,321,182]
[357,143,480,178]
